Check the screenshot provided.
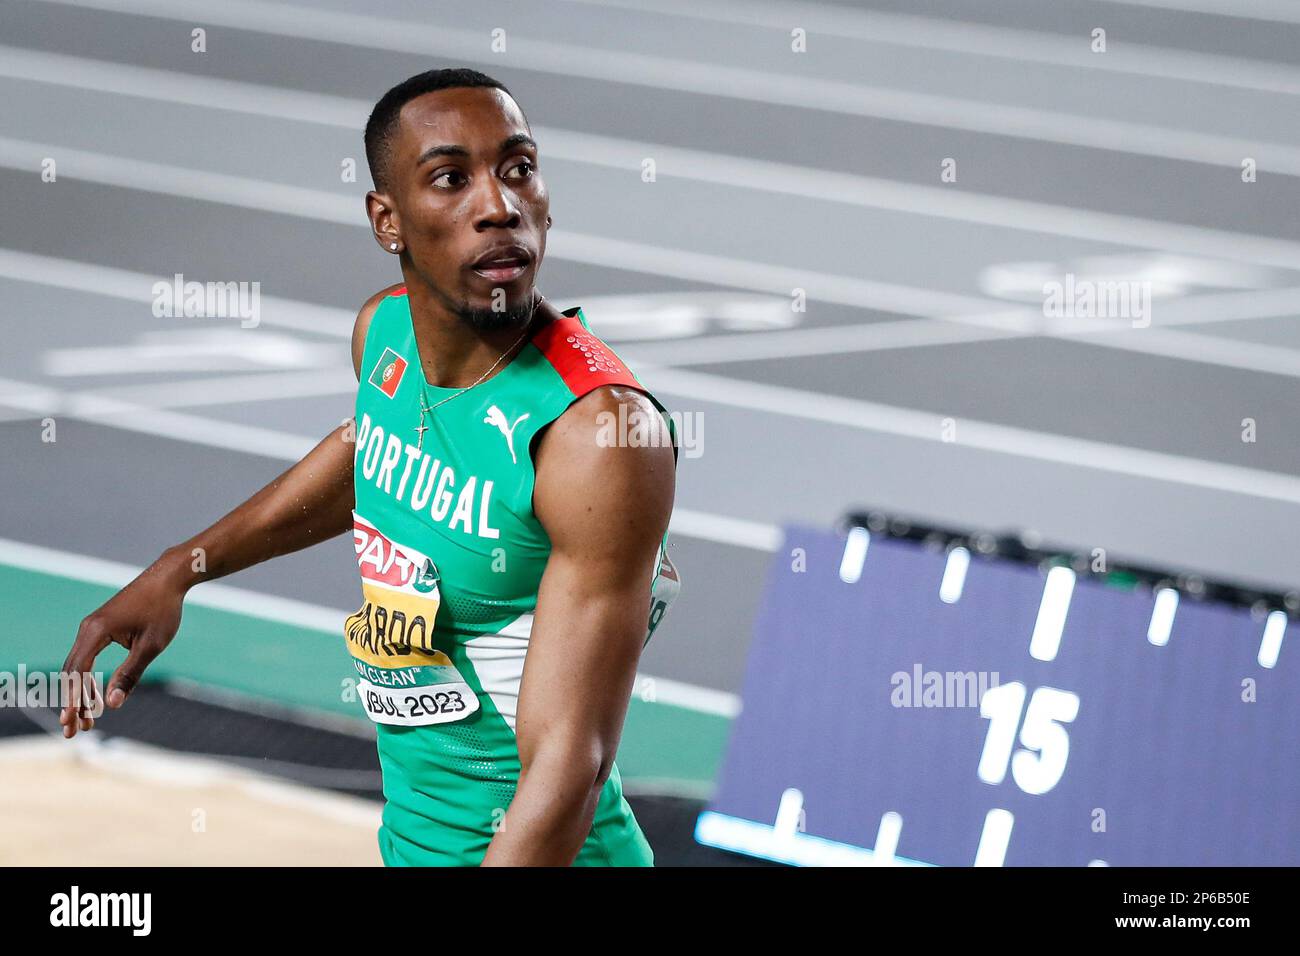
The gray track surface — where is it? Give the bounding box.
[2,0,1299,697]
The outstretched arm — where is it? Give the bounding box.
[481,385,675,866]
[58,287,398,737]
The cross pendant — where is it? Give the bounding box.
[415,400,432,450]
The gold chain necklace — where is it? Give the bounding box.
[414,296,542,450]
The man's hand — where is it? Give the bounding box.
[59,554,188,737]
[56,420,358,736]
[58,288,391,738]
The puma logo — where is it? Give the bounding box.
[484,405,530,464]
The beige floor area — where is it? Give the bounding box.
[0,736,381,866]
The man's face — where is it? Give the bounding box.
[376,86,549,328]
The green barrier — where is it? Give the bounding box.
[0,563,727,791]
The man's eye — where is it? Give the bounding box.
[432,170,465,188]
[504,160,535,180]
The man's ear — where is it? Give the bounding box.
[366,190,401,253]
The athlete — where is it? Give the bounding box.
[57,69,680,866]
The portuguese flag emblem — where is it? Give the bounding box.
[369,348,407,398]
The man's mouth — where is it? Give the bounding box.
[468,244,533,283]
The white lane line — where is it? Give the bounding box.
[8,245,1300,390]
[0,373,783,553]
[1093,0,1300,25]
[58,303,1300,384]
[633,317,1300,379]
[554,130,1300,269]
[6,246,1300,391]
[13,45,1300,254]
[0,249,356,338]
[20,0,1300,173]
[17,349,1293,509]
[636,365,1300,506]
[7,48,1300,259]
[3,248,1298,493]
[1008,285,1300,332]
[634,675,742,718]
[0,45,366,127]
[920,303,1300,379]
[0,534,350,633]
[623,297,1300,380]
[0,535,743,716]
[10,242,1300,384]
[621,316,1032,366]
[6,252,1300,493]
[0,136,356,221]
[0,141,1000,317]
[1065,325,1300,378]
[580,0,1300,97]
[7,271,1300,506]
[673,509,782,553]
[547,232,992,315]
[7,131,1300,282]
[1129,285,1300,327]
[86,367,359,409]
[0,376,322,460]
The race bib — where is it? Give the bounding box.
[645,545,681,646]
[345,513,480,727]
[352,655,478,727]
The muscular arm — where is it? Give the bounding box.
[58,286,398,736]
[481,386,675,866]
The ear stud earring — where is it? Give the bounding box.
[389,242,399,251]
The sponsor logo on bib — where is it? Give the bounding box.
[344,513,480,726]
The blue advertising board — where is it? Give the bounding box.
[698,526,1299,866]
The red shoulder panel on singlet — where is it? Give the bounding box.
[532,310,641,399]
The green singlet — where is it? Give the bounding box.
[346,288,679,866]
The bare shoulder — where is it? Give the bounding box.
[352,283,406,379]
[534,385,676,544]
[541,385,674,465]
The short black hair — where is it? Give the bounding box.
[364,68,515,192]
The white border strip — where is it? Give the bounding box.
[0,535,351,633]
[640,365,1300,506]
[0,138,997,317]
[0,536,743,717]
[7,249,1300,385]
[694,810,936,867]
[1093,0,1300,25]
[580,0,1300,96]
[19,0,1300,172]
[6,97,1300,267]
[10,45,1300,259]
[6,346,1300,507]
[637,674,742,719]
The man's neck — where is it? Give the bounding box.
[405,286,562,388]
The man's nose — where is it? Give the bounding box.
[473,177,521,230]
